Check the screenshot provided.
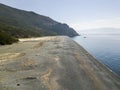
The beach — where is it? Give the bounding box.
[0,36,120,90]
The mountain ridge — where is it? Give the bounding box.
[0,3,79,38]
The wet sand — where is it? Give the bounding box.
[0,36,120,90]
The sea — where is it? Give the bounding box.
[73,29,120,77]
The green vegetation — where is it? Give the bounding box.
[0,22,57,38]
[0,3,79,45]
[0,31,18,45]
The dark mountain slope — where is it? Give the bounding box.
[0,3,79,38]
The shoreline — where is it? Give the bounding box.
[0,36,120,90]
[73,36,120,78]
[72,39,120,80]
[73,39,120,78]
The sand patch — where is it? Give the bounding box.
[41,69,53,90]
[0,53,25,64]
[33,42,45,48]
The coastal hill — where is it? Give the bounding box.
[0,36,120,90]
[0,3,79,39]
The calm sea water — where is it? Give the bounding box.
[73,33,120,77]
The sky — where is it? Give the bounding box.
[0,0,120,32]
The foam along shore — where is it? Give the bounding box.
[0,36,120,90]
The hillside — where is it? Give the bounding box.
[0,3,79,38]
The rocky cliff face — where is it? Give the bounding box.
[46,23,79,37]
[0,3,79,37]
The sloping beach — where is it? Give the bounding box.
[0,36,120,90]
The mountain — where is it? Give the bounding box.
[0,3,79,38]
[79,28,120,35]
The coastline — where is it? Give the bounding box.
[73,39,120,77]
[0,36,120,90]
[73,35,120,78]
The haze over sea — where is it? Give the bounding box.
[73,28,120,77]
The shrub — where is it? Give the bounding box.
[0,32,18,45]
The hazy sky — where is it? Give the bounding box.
[0,0,120,31]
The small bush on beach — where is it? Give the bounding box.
[0,32,18,45]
